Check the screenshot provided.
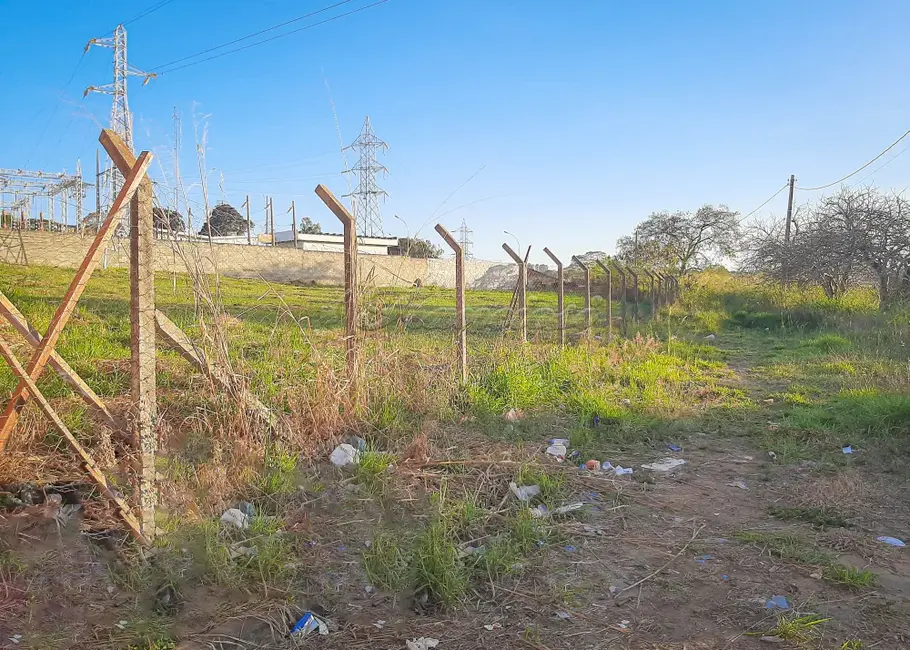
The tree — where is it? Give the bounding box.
[743,187,910,307]
[398,237,443,258]
[200,203,250,236]
[617,205,741,274]
[152,207,185,232]
[298,216,322,234]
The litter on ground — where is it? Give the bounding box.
[329,443,360,467]
[509,482,541,502]
[220,508,249,530]
[406,638,440,650]
[765,595,790,610]
[641,458,687,472]
[667,443,682,452]
[877,536,906,547]
[727,480,748,490]
[290,612,329,636]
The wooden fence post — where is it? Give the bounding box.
[502,242,527,343]
[644,270,656,320]
[315,185,358,394]
[609,261,627,334]
[102,129,158,539]
[543,247,564,346]
[594,260,612,343]
[435,224,467,382]
[570,256,591,339]
[0,148,151,452]
[655,273,665,316]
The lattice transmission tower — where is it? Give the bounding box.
[345,116,388,237]
[84,24,154,224]
[456,219,473,258]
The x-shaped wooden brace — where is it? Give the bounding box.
[0,151,152,542]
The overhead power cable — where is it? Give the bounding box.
[123,0,179,27]
[738,183,789,223]
[799,127,910,191]
[151,0,384,75]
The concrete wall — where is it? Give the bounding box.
[0,230,518,290]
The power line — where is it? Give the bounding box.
[798,127,910,191]
[151,0,381,75]
[123,0,179,27]
[738,183,789,223]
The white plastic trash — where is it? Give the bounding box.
[642,458,687,472]
[546,444,567,459]
[509,482,541,502]
[613,466,633,475]
[220,508,250,530]
[407,638,440,650]
[330,443,360,468]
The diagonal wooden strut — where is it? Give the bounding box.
[0,290,119,431]
[0,335,147,544]
[0,152,153,452]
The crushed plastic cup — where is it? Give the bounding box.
[613,466,633,475]
[667,443,682,452]
[601,461,614,471]
[330,443,360,468]
[842,445,853,454]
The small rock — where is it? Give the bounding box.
[483,623,502,631]
[555,611,571,620]
[726,481,749,490]
[768,451,777,460]
[810,571,823,579]
[704,334,716,340]
[763,398,775,405]
[372,620,385,629]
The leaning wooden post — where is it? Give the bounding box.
[626,267,639,322]
[101,129,157,539]
[315,185,359,394]
[594,260,613,343]
[502,242,528,343]
[543,247,564,346]
[571,256,591,339]
[435,224,467,382]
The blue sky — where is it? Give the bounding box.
[3,0,910,263]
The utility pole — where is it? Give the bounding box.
[173,107,181,218]
[290,200,298,249]
[784,174,796,283]
[244,195,251,245]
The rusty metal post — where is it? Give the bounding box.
[435,224,467,382]
[503,242,528,343]
[543,247,564,346]
[315,185,359,394]
[594,260,613,343]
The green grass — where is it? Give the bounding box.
[735,531,834,566]
[823,564,877,589]
[768,505,852,529]
[363,533,410,592]
[757,614,830,643]
[355,448,395,493]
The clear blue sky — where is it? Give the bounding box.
[3,0,910,263]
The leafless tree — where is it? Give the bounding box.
[617,205,741,274]
[744,187,910,307]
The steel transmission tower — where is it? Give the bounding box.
[345,116,388,237]
[456,219,473,258]
[84,24,154,223]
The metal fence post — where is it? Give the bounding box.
[644,270,656,320]
[594,260,612,343]
[315,184,359,394]
[571,256,591,339]
[502,242,528,343]
[543,247,564,346]
[610,261,627,335]
[435,224,467,382]
[626,266,639,323]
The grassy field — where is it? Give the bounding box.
[1,263,909,649]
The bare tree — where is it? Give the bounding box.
[744,187,910,307]
[617,205,741,274]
